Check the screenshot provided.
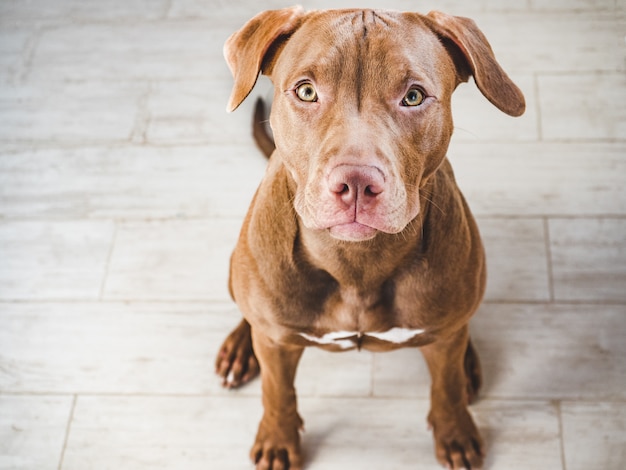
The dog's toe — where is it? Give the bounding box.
[252,440,302,470]
[429,409,484,470]
[251,413,304,470]
[254,448,296,470]
[215,320,260,388]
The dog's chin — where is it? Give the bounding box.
[328,222,378,242]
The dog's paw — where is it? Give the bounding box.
[215,320,260,388]
[251,414,304,470]
[428,408,484,470]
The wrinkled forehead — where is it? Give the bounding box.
[273,9,454,91]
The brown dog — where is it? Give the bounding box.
[216,6,524,470]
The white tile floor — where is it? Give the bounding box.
[0,0,625,469]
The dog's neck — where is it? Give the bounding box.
[297,224,422,288]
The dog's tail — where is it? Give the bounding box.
[252,98,276,159]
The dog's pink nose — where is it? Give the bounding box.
[328,165,385,206]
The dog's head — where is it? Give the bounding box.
[224,7,525,242]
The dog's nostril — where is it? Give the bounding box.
[330,182,352,195]
[364,185,380,197]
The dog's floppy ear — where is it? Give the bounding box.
[425,11,525,117]
[224,6,305,112]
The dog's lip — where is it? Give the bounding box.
[328,222,378,241]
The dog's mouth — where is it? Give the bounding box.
[328,222,378,242]
[295,176,419,242]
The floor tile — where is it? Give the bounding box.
[60,395,566,470]
[0,221,114,300]
[63,395,432,470]
[29,22,231,82]
[167,1,484,21]
[472,400,562,469]
[0,302,250,395]
[0,145,266,219]
[0,0,170,21]
[299,397,437,470]
[146,78,272,145]
[0,82,142,143]
[147,7,626,75]
[0,26,32,84]
[0,301,371,397]
[296,348,373,397]
[474,12,625,73]
[104,220,238,301]
[372,348,431,399]
[479,218,550,301]
[482,0,531,11]
[561,401,626,470]
[472,303,626,400]
[62,395,261,470]
[449,142,626,216]
[0,303,372,398]
[550,218,626,302]
[539,73,626,141]
[0,394,73,470]
[452,74,538,142]
[301,398,560,470]
[374,303,626,401]
[530,0,620,10]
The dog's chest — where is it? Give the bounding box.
[295,285,429,351]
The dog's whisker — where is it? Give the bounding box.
[453,126,480,140]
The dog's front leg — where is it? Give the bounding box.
[420,326,484,470]
[250,327,305,470]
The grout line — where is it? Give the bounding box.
[0,216,249,223]
[475,214,626,220]
[482,298,626,306]
[2,390,624,404]
[98,221,118,300]
[556,400,568,470]
[532,69,626,77]
[0,141,260,151]
[57,394,77,470]
[543,217,556,302]
[0,298,239,306]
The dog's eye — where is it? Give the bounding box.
[295,82,318,102]
[402,87,425,107]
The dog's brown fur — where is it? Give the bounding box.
[216,7,524,469]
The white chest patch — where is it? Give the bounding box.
[299,331,357,349]
[365,327,426,343]
[299,327,425,349]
